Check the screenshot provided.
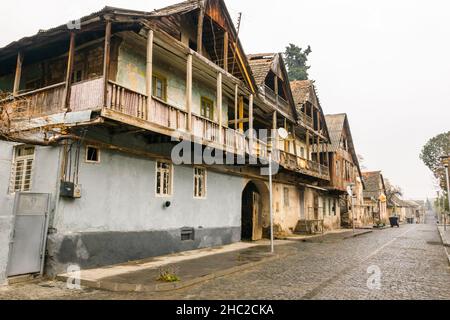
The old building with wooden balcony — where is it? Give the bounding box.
[323,113,365,229]
[0,0,340,281]
[362,171,388,225]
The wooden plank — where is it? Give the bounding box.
[64,33,76,111]
[186,53,193,132]
[103,21,112,107]
[249,93,254,153]
[197,3,205,56]
[228,118,249,125]
[223,31,229,72]
[238,96,244,133]
[146,29,154,121]
[217,72,223,143]
[13,51,23,96]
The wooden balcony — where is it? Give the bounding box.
[280,150,330,180]
[1,82,66,119]
[103,81,268,159]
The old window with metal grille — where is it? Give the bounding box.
[193,167,207,199]
[10,145,35,193]
[156,161,172,197]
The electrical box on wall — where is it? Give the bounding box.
[60,181,82,198]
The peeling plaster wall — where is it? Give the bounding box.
[273,183,301,234]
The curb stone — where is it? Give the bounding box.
[343,230,373,239]
[57,252,288,293]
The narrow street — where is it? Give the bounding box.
[1,212,449,300]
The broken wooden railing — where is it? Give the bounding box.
[1,82,66,119]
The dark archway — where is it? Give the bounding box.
[241,180,270,241]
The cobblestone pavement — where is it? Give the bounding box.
[1,212,449,300]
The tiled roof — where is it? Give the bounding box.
[324,114,346,153]
[362,171,384,199]
[150,0,199,16]
[290,80,314,108]
[247,53,275,85]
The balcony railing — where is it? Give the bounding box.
[300,113,314,128]
[280,150,330,180]
[1,82,66,119]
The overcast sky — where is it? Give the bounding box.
[1,0,448,199]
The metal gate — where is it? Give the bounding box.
[7,193,50,277]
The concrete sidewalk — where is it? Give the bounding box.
[57,241,294,293]
[437,225,450,265]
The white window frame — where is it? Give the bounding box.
[85,145,101,163]
[155,161,173,197]
[9,145,35,194]
[193,167,207,199]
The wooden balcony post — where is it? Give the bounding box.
[317,111,321,133]
[217,72,223,143]
[103,21,112,107]
[274,74,279,107]
[239,96,244,133]
[223,31,229,72]
[272,111,278,153]
[197,2,205,56]
[186,53,193,132]
[13,51,23,96]
[248,93,254,153]
[146,29,154,121]
[234,84,238,130]
[306,130,310,160]
[292,124,298,157]
[64,32,76,112]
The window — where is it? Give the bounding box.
[194,167,207,198]
[284,187,290,207]
[300,147,305,159]
[85,146,100,163]
[10,145,35,193]
[156,161,172,196]
[71,67,84,84]
[201,97,214,120]
[152,74,167,101]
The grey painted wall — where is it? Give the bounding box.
[1,129,246,278]
[0,142,60,284]
[42,128,246,274]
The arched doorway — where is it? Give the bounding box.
[241,180,270,241]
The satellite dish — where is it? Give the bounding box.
[277,128,289,140]
[346,185,353,197]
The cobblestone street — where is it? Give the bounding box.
[1,212,449,300]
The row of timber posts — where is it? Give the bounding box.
[11,30,77,111]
